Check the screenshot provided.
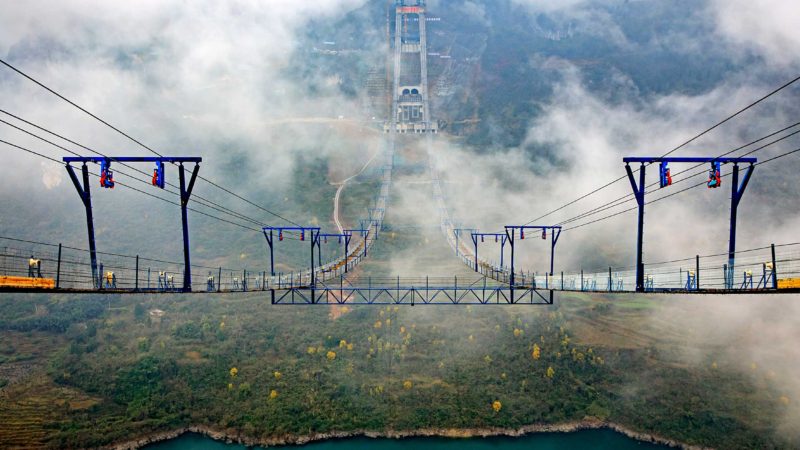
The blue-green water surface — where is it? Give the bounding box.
[144,429,670,449]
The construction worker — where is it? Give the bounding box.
[28,256,41,278]
[207,272,215,292]
[105,271,117,289]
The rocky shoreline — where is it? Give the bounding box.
[110,420,709,450]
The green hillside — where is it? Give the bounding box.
[0,293,796,448]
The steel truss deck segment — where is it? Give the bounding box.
[270,287,553,305]
[270,275,553,304]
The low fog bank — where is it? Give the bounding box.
[647,295,800,438]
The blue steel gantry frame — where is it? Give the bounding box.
[504,225,562,292]
[452,228,477,258]
[368,207,385,222]
[262,226,321,284]
[63,156,201,291]
[623,156,756,292]
[316,228,369,274]
[360,219,382,240]
[470,232,508,272]
[344,228,370,259]
[316,232,350,269]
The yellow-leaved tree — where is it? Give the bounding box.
[532,344,541,360]
[229,367,238,378]
[546,366,555,378]
[270,389,278,399]
[403,380,412,390]
[492,400,502,412]
[327,350,336,361]
[274,371,282,380]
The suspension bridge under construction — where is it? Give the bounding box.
[1,0,800,304]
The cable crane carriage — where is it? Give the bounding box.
[99,159,115,188]
[659,162,672,187]
[707,161,722,188]
[152,161,165,188]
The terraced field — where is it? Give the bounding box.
[0,375,103,448]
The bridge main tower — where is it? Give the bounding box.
[386,0,437,133]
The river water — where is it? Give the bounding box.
[144,429,670,449]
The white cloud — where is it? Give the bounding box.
[649,296,800,436]
[0,0,372,178]
[510,0,590,13]
[40,161,63,189]
[710,0,800,68]
[461,1,489,26]
[0,0,377,262]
